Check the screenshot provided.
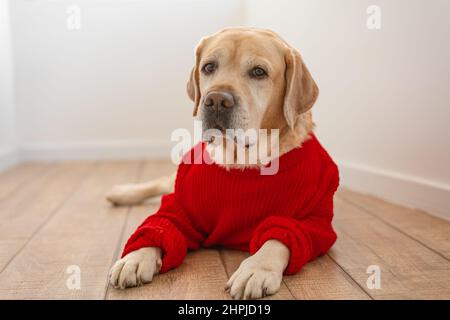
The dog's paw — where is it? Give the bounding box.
[106,184,147,206]
[109,247,162,289]
[225,255,283,300]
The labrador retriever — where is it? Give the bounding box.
[107,27,338,300]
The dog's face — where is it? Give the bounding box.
[187,27,319,146]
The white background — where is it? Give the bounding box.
[0,0,449,219]
[0,0,15,167]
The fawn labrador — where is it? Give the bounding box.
[107,27,319,299]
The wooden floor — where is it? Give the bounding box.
[0,160,449,300]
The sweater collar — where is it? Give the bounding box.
[186,133,318,176]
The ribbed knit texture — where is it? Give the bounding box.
[122,134,339,275]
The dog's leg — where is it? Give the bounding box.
[226,240,290,300]
[106,172,176,206]
[109,247,162,289]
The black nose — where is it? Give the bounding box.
[204,91,235,109]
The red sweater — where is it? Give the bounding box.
[122,134,339,275]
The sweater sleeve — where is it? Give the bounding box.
[249,186,338,275]
[121,193,204,273]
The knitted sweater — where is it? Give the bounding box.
[122,134,339,275]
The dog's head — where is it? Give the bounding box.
[187,27,318,147]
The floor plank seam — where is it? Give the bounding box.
[281,279,296,300]
[218,250,229,278]
[103,160,146,300]
[335,224,398,275]
[103,207,132,299]
[326,253,374,300]
[0,163,96,275]
[336,194,450,263]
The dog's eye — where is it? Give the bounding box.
[202,62,216,75]
[250,67,267,79]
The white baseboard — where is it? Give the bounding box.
[19,140,174,161]
[0,148,19,172]
[338,160,450,221]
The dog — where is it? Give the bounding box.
[107,27,339,300]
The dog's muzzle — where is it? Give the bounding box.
[201,91,236,135]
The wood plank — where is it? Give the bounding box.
[0,161,141,299]
[106,160,231,300]
[0,163,53,202]
[333,192,374,221]
[337,188,450,260]
[283,254,370,300]
[330,196,450,299]
[0,162,93,271]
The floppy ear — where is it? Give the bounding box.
[186,38,207,117]
[283,48,319,130]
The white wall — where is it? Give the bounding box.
[0,0,17,170]
[245,0,450,219]
[10,0,244,159]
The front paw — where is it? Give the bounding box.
[109,247,162,289]
[225,256,283,300]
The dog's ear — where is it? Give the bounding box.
[187,66,200,116]
[187,38,207,117]
[283,48,319,130]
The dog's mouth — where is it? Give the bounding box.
[234,134,256,149]
[203,125,256,149]
[202,124,229,144]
